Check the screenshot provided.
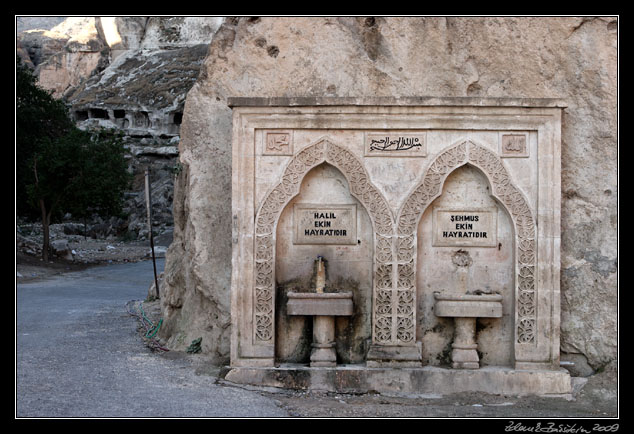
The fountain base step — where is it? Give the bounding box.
[451,343,480,369]
[310,342,337,367]
[223,365,572,397]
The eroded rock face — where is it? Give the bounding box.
[162,17,617,369]
[17,16,223,241]
[17,17,106,98]
[60,17,222,140]
[65,44,210,138]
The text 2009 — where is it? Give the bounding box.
[592,425,619,433]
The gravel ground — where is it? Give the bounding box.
[16,222,162,283]
[255,371,619,419]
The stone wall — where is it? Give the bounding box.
[157,16,617,371]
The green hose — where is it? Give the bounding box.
[146,319,163,338]
[138,301,163,338]
[125,299,169,352]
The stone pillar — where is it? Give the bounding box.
[451,317,480,369]
[310,316,336,367]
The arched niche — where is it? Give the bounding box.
[275,162,374,364]
[416,164,515,367]
[252,137,394,360]
[396,140,537,363]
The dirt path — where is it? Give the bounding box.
[16,235,155,283]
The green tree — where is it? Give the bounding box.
[16,58,74,218]
[65,128,130,224]
[16,58,130,261]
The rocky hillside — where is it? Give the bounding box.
[16,16,224,243]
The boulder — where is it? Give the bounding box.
[51,239,73,261]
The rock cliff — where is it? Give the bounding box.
[17,16,223,240]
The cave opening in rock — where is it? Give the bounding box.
[74,110,88,121]
[89,108,109,119]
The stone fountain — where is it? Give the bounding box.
[227,98,571,397]
[286,256,353,367]
[432,251,504,369]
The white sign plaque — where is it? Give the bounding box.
[294,203,357,245]
[432,208,497,247]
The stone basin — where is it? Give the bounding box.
[434,293,503,318]
[433,292,503,369]
[287,291,353,316]
[286,291,353,367]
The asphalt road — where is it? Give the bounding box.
[15,259,289,418]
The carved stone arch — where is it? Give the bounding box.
[252,137,395,345]
[395,139,537,347]
[467,142,537,345]
[397,141,469,236]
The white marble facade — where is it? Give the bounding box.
[229,98,564,385]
